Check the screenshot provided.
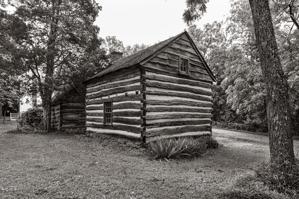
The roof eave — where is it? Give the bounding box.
[139,31,186,65]
[84,32,187,85]
[184,31,217,82]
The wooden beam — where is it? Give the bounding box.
[148,60,211,82]
[87,77,140,94]
[147,99,212,107]
[86,122,142,134]
[166,46,199,60]
[146,124,211,137]
[86,85,140,99]
[61,103,85,109]
[143,63,213,84]
[145,71,212,90]
[147,119,211,128]
[146,113,210,120]
[86,94,141,105]
[140,67,147,142]
[86,110,141,117]
[87,66,139,87]
[86,127,141,139]
[61,109,85,114]
[158,49,205,70]
[146,106,212,113]
[86,102,141,111]
[145,90,212,102]
[146,79,212,96]
[146,131,211,142]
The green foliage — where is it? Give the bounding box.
[103,36,147,57]
[124,44,148,56]
[0,71,22,111]
[189,22,235,124]
[148,137,209,159]
[0,7,27,110]
[183,0,209,24]
[188,0,299,132]
[19,108,43,128]
[1,0,106,130]
[214,122,268,133]
[104,36,125,54]
[256,162,299,196]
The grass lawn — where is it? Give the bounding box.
[0,120,17,132]
[0,124,298,199]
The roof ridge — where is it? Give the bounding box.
[85,32,185,83]
[85,31,216,83]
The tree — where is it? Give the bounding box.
[124,44,147,56]
[0,5,27,122]
[273,0,299,30]
[0,70,22,122]
[223,0,267,130]
[103,36,125,54]
[249,0,295,168]
[272,0,299,133]
[103,36,147,57]
[184,0,295,178]
[188,22,233,122]
[6,0,102,131]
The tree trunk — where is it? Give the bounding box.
[42,89,52,131]
[249,0,295,169]
[41,0,60,132]
[42,52,54,132]
[2,105,7,124]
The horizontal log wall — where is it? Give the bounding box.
[86,67,142,139]
[50,105,61,130]
[144,35,213,83]
[61,102,85,130]
[143,34,213,142]
[144,71,212,141]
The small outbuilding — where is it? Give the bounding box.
[50,86,85,132]
[84,31,216,142]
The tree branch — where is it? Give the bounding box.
[33,57,41,80]
[288,2,299,29]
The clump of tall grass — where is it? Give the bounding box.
[148,137,212,159]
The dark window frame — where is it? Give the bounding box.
[178,57,190,76]
[103,101,113,125]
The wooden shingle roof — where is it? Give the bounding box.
[86,31,215,83]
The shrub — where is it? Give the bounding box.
[256,162,299,196]
[19,108,43,128]
[148,137,208,159]
[207,137,219,149]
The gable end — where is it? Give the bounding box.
[140,31,216,82]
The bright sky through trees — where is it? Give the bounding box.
[96,0,231,46]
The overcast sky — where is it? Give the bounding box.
[96,0,231,46]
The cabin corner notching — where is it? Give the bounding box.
[85,31,216,142]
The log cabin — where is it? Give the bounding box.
[50,86,85,132]
[84,31,216,142]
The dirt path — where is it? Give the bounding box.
[213,128,299,158]
[0,125,298,199]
